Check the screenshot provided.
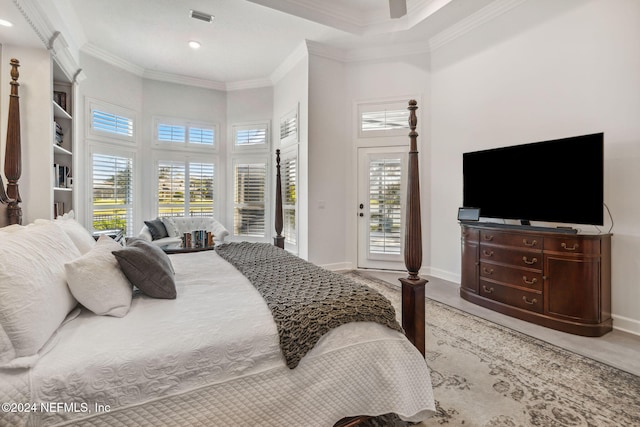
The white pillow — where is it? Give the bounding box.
[65,235,133,317]
[35,211,95,255]
[0,222,80,366]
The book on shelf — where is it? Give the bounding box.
[53,202,65,218]
[54,121,64,145]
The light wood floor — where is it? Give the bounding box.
[361,269,640,377]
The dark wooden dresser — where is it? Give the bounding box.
[460,223,612,336]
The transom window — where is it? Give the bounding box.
[357,100,411,138]
[155,118,217,147]
[233,122,269,150]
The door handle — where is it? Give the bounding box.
[359,213,364,217]
[359,203,364,209]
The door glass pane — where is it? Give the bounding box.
[369,158,402,255]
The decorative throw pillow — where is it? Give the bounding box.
[126,237,175,273]
[112,239,176,299]
[161,216,179,237]
[65,235,133,317]
[144,218,169,240]
[35,211,95,255]
[0,222,80,366]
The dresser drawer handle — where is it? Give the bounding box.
[483,250,494,257]
[522,296,538,305]
[482,267,494,275]
[522,276,538,285]
[561,242,579,251]
[522,256,538,265]
[482,285,494,294]
[523,239,537,247]
[483,235,494,241]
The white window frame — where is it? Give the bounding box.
[228,155,270,241]
[88,144,136,236]
[153,116,219,152]
[87,98,136,144]
[153,151,219,218]
[279,106,298,146]
[232,121,270,152]
[357,100,411,139]
[279,145,298,253]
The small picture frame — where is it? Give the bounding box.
[53,91,67,111]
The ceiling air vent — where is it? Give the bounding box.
[190,10,214,23]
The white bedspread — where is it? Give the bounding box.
[0,250,435,426]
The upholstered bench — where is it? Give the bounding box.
[138,216,229,248]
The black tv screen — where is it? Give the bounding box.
[463,133,604,226]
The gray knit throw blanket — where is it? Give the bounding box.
[215,242,403,369]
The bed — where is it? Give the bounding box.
[0,58,435,426]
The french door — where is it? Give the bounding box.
[357,147,407,270]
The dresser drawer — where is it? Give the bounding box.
[480,230,542,249]
[480,246,542,271]
[479,262,543,291]
[479,280,543,313]
[544,237,599,255]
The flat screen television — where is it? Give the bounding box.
[463,132,604,226]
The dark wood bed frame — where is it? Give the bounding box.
[2,60,427,426]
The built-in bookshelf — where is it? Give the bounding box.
[52,62,74,218]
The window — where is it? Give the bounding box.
[368,158,403,255]
[279,108,298,145]
[233,122,269,150]
[282,154,297,246]
[92,153,134,235]
[88,99,135,142]
[233,162,266,237]
[155,119,216,147]
[157,161,215,217]
[357,100,411,138]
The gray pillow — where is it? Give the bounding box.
[144,218,169,240]
[113,239,176,299]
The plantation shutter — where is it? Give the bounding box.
[158,161,186,217]
[92,153,133,235]
[280,115,297,142]
[282,156,297,245]
[188,127,214,145]
[158,124,186,142]
[189,162,215,216]
[234,162,266,237]
[361,109,409,132]
[92,110,134,137]
[234,124,268,148]
[368,158,402,254]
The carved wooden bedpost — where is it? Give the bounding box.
[4,59,22,225]
[274,149,285,249]
[399,100,427,357]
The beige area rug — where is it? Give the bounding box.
[343,271,640,427]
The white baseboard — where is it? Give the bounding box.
[612,314,640,337]
[424,266,460,284]
[321,261,354,271]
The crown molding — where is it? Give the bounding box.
[143,70,226,91]
[82,43,144,76]
[13,0,82,81]
[429,0,526,51]
[269,40,309,85]
[226,79,273,91]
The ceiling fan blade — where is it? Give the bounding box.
[389,0,407,18]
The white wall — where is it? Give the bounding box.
[273,55,309,259]
[0,45,53,224]
[429,0,640,334]
[343,55,431,271]
[307,54,348,266]
[141,79,227,228]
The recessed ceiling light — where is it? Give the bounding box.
[188,40,201,49]
[0,19,14,27]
